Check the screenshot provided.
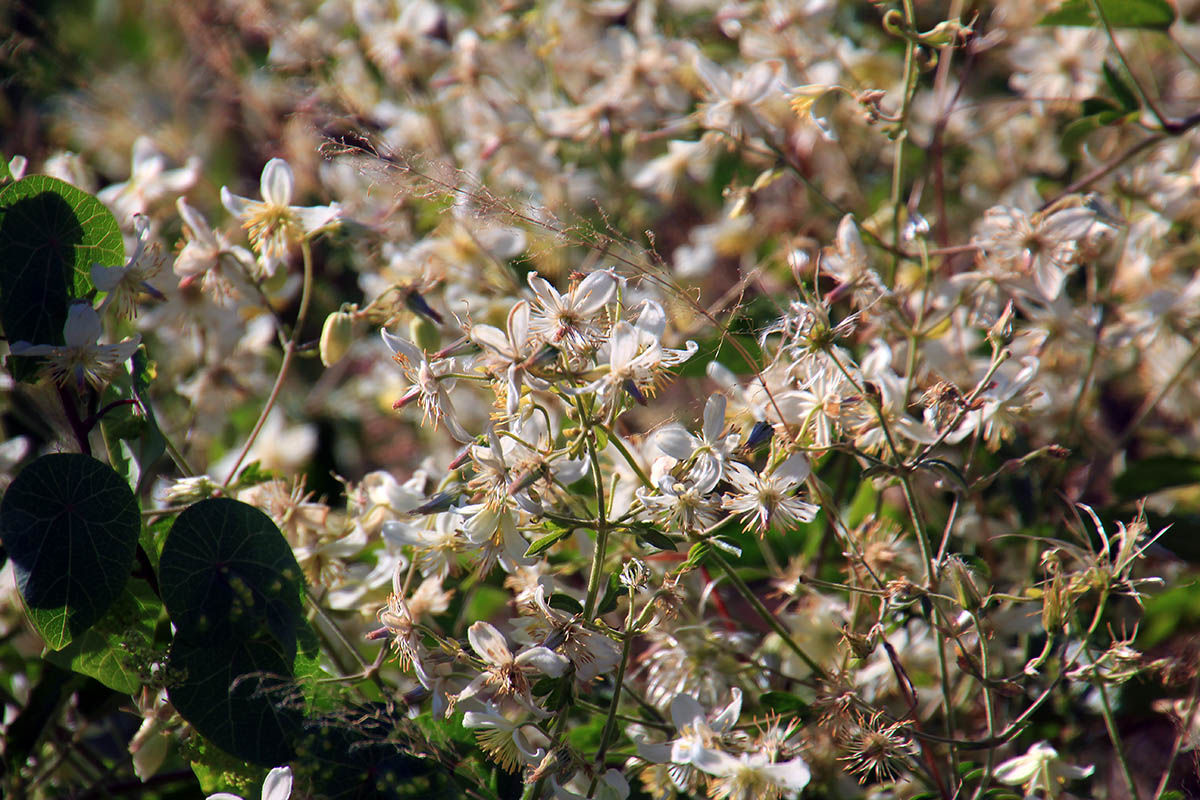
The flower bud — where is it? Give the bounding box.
[319,309,355,367]
[945,555,983,612]
[409,315,440,353]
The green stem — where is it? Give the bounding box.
[705,546,825,679]
[223,239,315,486]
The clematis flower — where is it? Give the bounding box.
[455,620,569,714]
[381,328,471,442]
[462,704,550,774]
[173,197,256,298]
[688,746,811,800]
[722,454,819,535]
[994,741,1092,799]
[220,157,341,277]
[9,303,140,391]
[98,136,201,223]
[526,269,617,357]
[91,215,163,319]
[655,393,740,487]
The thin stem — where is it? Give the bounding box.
[1096,678,1141,800]
[223,239,315,486]
[705,546,825,680]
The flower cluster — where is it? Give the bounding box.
[4,0,1200,798]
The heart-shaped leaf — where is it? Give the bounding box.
[168,632,301,766]
[0,453,140,650]
[0,175,119,379]
[159,498,305,658]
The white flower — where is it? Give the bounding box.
[722,454,819,535]
[655,394,740,487]
[470,300,544,418]
[173,197,256,299]
[574,318,696,417]
[455,621,569,714]
[994,741,1093,799]
[98,136,200,223]
[381,328,471,442]
[526,269,617,356]
[689,745,811,800]
[220,157,341,277]
[9,302,141,391]
[462,704,551,773]
[512,585,622,682]
[207,766,292,800]
[91,215,162,319]
[694,56,786,139]
[637,464,721,533]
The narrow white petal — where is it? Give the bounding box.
[514,646,570,676]
[702,394,727,442]
[260,158,294,206]
[571,270,617,316]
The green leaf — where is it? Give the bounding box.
[596,573,622,616]
[548,593,583,615]
[1040,0,1174,30]
[524,528,569,558]
[159,498,306,658]
[758,690,809,716]
[0,175,119,379]
[1060,110,1127,157]
[1113,455,1200,499]
[0,453,140,650]
[43,579,161,694]
[633,526,678,552]
[168,633,301,767]
[1103,62,1141,111]
[682,541,710,571]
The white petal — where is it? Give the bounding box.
[63,303,102,346]
[468,621,512,665]
[711,687,742,731]
[763,757,812,790]
[571,270,617,316]
[260,158,294,206]
[514,646,570,676]
[635,300,667,339]
[261,766,293,800]
[668,693,705,731]
[702,394,727,442]
[381,329,423,363]
[294,202,342,234]
[655,426,697,460]
[220,187,256,219]
[772,453,811,484]
[688,745,739,777]
[90,264,126,292]
[471,324,512,356]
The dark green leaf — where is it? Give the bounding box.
[547,593,583,615]
[634,527,678,552]
[0,453,140,649]
[43,579,161,694]
[524,528,569,558]
[1103,62,1141,111]
[1114,455,1200,499]
[0,175,118,379]
[168,633,301,766]
[159,498,305,658]
[596,573,622,616]
[758,690,809,716]
[1040,0,1174,30]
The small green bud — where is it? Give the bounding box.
[319,310,355,367]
